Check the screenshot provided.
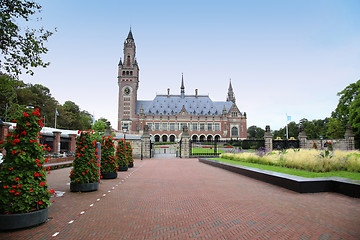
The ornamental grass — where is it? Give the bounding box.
[0,108,54,214]
[70,130,100,184]
[100,136,117,174]
[220,149,360,173]
[115,139,128,167]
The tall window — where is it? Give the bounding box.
[162,123,168,131]
[207,123,212,131]
[192,123,198,131]
[231,126,239,136]
[214,123,220,131]
[200,123,205,131]
[155,123,160,131]
[147,123,153,131]
[180,123,187,131]
[170,123,175,131]
[126,55,131,66]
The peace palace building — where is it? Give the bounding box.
[117,30,247,142]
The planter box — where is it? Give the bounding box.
[0,208,48,230]
[118,165,128,171]
[70,182,99,192]
[101,172,118,179]
[128,162,134,168]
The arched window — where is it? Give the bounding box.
[130,71,133,76]
[169,135,176,142]
[126,55,131,66]
[199,135,206,142]
[122,71,125,75]
[192,135,198,141]
[231,127,238,137]
[154,135,160,142]
[207,135,213,141]
[126,71,129,75]
[162,135,168,142]
[214,135,221,142]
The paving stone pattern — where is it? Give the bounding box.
[1,158,360,240]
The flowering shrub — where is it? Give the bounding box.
[70,130,100,184]
[100,136,117,174]
[125,141,134,165]
[115,139,127,167]
[327,142,333,151]
[0,108,54,214]
[312,142,318,149]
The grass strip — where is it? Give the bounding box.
[211,158,360,180]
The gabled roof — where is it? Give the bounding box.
[136,95,234,116]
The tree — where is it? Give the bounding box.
[57,101,92,130]
[0,0,54,77]
[247,125,265,139]
[273,122,300,139]
[326,118,346,139]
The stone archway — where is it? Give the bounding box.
[162,135,168,142]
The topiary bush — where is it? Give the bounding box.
[0,108,54,214]
[69,130,100,184]
[115,139,127,168]
[125,141,134,166]
[100,136,117,174]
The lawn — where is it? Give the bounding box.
[211,153,360,181]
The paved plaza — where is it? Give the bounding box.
[1,158,360,240]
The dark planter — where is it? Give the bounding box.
[101,172,118,179]
[128,162,134,168]
[118,165,128,171]
[70,182,99,192]
[0,207,48,230]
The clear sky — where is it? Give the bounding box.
[20,0,360,131]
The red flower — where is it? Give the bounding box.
[82,172,85,175]
[35,159,40,163]
[37,163,42,167]
[0,141,4,144]
[23,112,30,117]
[14,177,20,181]
[47,147,51,151]
[39,201,43,205]
[21,130,27,135]
[15,192,19,195]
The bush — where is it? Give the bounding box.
[125,141,133,165]
[100,136,117,174]
[115,139,128,167]
[70,130,100,184]
[0,108,54,214]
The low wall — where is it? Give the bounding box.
[303,139,347,150]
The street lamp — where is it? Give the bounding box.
[122,126,128,140]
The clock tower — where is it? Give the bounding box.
[117,29,139,132]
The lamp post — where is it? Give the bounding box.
[122,126,128,140]
[320,136,323,150]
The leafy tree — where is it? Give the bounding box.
[273,122,299,139]
[247,125,265,139]
[57,101,92,130]
[0,0,54,76]
[326,118,346,139]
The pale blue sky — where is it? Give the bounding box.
[21,0,360,131]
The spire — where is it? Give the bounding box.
[180,73,185,98]
[227,78,236,103]
[127,28,134,40]
[118,58,122,66]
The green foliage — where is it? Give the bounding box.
[0,0,54,76]
[125,141,134,164]
[115,139,128,167]
[57,101,92,130]
[273,121,300,140]
[0,108,53,214]
[100,136,117,174]
[326,118,346,139]
[70,130,100,184]
[247,125,265,139]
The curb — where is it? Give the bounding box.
[199,158,360,198]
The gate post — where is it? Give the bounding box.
[344,124,355,150]
[298,125,307,149]
[141,125,151,158]
[181,126,190,158]
[264,125,273,152]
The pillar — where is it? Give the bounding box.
[344,124,355,150]
[141,125,151,158]
[68,134,77,153]
[53,131,61,154]
[298,125,307,149]
[264,125,273,152]
[181,126,190,158]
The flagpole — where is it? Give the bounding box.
[55,108,57,129]
[286,113,289,140]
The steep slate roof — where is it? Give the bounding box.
[136,95,234,116]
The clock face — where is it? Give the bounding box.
[124,87,131,95]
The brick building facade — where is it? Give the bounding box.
[117,30,247,142]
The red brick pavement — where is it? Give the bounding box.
[1,158,360,240]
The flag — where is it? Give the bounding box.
[287,115,291,121]
[92,115,96,125]
[56,109,59,116]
